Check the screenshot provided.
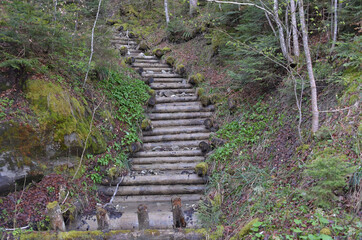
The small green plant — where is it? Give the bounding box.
[90,173,102,184]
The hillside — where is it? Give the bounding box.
[0,0,361,239]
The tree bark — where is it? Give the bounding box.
[190,0,198,17]
[273,0,293,63]
[331,0,338,50]
[83,0,102,88]
[290,0,300,57]
[298,0,319,133]
[164,0,170,25]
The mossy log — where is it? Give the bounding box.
[195,162,208,177]
[139,41,149,51]
[153,48,164,58]
[141,119,153,131]
[204,118,213,129]
[129,142,142,154]
[188,73,205,86]
[211,137,226,147]
[166,56,176,67]
[175,65,186,77]
[199,141,210,153]
[147,96,156,107]
[119,46,128,56]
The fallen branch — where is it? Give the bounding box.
[320,101,359,113]
[104,175,124,207]
[4,225,30,231]
[206,0,273,16]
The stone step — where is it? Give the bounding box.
[133,63,169,68]
[148,112,212,120]
[152,118,206,127]
[150,83,193,89]
[107,174,204,186]
[142,133,210,143]
[112,194,203,203]
[151,105,214,113]
[143,73,181,78]
[133,150,203,158]
[132,162,201,171]
[99,184,205,196]
[143,126,207,136]
[131,156,205,164]
[143,140,206,150]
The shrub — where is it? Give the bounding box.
[303,148,356,208]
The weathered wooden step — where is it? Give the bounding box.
[152,78,186,83]
[112,40,137,44]
[156,89,195,95]
[135,59,159,63]
[143,133,210,143]
[132,162,200,171]
[112,194,203,203]
[99,184,205,196]
[148,112,212,120]
[156,96,198,103]
[153,101,200,107]
[133,150,203,158]
[143,73,181,78]
[133,63,169,67]
[151,105,214,113]
[107,174,204,186]
[152,118,206,127]
[143,140,206,150]
[131,156,205,164]
[143,126,207,136]
[150,83,193,89]
[135,67,173,72]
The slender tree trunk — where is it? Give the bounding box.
[331,0,338,50]
[298,0,319,133]
[190,0,198,17]
[164,0,170,25]
[290,0,300,57]
[285,2,292,55]
[82,0,102,88]
[273,0,293,63]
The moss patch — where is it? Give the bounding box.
[26,79,106,155]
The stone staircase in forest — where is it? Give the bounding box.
[73,31,213,231]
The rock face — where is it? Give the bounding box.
[0,79,107,194]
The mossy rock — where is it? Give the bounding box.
[139,41,149,51]
[153,48,164,58]
[119,46,128,56]
[188,73,205,86]
[230,218,259,240]
[124,57,135,64]
[320,227,332,236]
[162,47,171,53]
[196,88,205,97]
[26,79,106,156]
[200,95,210,107]
[175,64,186,77]
[148,89,156,97]
[141,119,152,131]
[195,162,208,177]
[166,56,176,67]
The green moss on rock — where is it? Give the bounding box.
[320,227,332,236]
[26,79,106,155]
[162,47,171,53]
[166,56,176,67]
[175,64,186,77]
[119,46,128,56]
[153,48,164,58]
[200,95,210,107]
[188,73,205,86]
[195,162,208,177]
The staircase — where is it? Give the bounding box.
[73,32,213,231]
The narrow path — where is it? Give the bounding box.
[75,32,213,231]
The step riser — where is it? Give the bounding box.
[143,126,207,136]
[151,119,205,127]
[132,163,200,171]
[133,150,203,157]
[109,175,204,186]
[143,73,181,78]
[143,140,206,150]
[112,194,203,203]
[151,105,214,113]
[143,133,210,143]
[156,96,198,103]
[100,185,205,196]
[149,112,212,120]
[131,156,205,164]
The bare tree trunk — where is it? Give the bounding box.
[83,0,102,88]
[190,0,198,17]
[290,0,300,57]
[285,2,292,55]
[298,0,319,133]
[331,0,338,50]
[164,0,170,25]
[273,0,293,63]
